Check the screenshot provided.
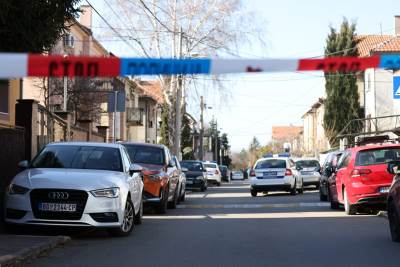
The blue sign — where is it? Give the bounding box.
[120,58,211,76]
[108,91,125,112]
[394,76,400,99]
[380,55,400,70]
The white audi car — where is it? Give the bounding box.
[4,142,144,237]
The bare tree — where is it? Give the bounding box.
[102,0,266,147]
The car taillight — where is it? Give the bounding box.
[285,169,292,176]
[250,170,256,177]
[351,169,371,178]
[215,170,219,175]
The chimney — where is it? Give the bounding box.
[396,15,400,36]
[80,5,92,29]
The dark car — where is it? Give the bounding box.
[319,150,343,201]
[219,165,230,182]
[121,142,180,214]
[172,156,187,203]
[180,160,208,191]
[387,160,400,242]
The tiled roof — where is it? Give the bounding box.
[355,35,400,57]
[272,126,303,141]
[138,80,164,104]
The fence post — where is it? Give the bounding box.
[15,99,38,160]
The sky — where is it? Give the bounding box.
[89,0,399,152]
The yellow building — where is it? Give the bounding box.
[0,79,20,127]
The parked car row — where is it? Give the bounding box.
[318,142,400,242]
[4,141,244,237]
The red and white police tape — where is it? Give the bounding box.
[0,53,399,78]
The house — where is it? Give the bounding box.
[355,16,400,134]
[301,98,330,156]
[0,80,20,127]
[271,125,303,154]
[126,80,163,144]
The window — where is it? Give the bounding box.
[180,161,203,171]
[0,80,9,114]
[124,145,165,165]
[338,152,351,169]
[121,147,131,171]
[255,159,286,169]
[355,148,400,166]
[296,160,320,169]
[204,163,218,169]
[31,145,123,172]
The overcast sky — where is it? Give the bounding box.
[90,0,399,151]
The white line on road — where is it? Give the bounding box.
[177,202,330,209]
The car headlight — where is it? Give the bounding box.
[8,184,29,195]
[90,187,119,198]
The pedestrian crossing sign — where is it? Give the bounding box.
[394,76,400,99]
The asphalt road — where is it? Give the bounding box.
[30,180,399,267]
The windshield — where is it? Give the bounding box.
[204,163,217,169]
[296,160,320,169]
[124,145,164,165]
[31,145,122,172]
[255,159,286,169]
[181,161,203,171]
[356,148,400,166]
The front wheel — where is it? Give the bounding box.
[180,188,186,202]
[134,197,143,225]
[157,186,169,214]
[108,198,134,237]
[168,183,179,209]
[298,180,304,194]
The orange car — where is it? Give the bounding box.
[121,143,179,214]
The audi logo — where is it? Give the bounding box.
[48,192,69,200]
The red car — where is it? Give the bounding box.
[335,144,400,215]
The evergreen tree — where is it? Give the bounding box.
[220,133,232,166]
[323,18,361,147]
[0,1,80,53]
[159,102,171,147]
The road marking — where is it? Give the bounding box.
[144,212,375,220]
[177,202,330,209]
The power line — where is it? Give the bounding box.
[85,0,143,56]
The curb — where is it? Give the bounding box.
[377,211,388,219]
[0,236,70,267]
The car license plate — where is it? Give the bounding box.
[264,172,277,176]
[39,203,77,212]
[186,180,193,185]
[301,171,313,175]
[379,187,390,193]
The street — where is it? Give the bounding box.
[30,181,399,267]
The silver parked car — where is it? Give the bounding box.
[295,159,321,189]
[4,142,144,237]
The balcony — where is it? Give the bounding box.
[126,107,144,126]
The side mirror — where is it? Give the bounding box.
[18,160,29,169]
[181,167,189,172]
[387,161,400,174]
[129,164,143,175]
[296,166,302,171]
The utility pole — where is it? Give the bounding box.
[214,119,218,162]
[174,28,183,159]
[199,96,204,160]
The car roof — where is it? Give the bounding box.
[348,144,400,152]
[47,142,122,149]
[120,142,166,149]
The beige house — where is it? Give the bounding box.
[271,125,303,154]
[0,80,20,127]
[302,98,330,156]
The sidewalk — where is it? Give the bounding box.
[0,224,70,267]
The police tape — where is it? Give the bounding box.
[0,53,399,78]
